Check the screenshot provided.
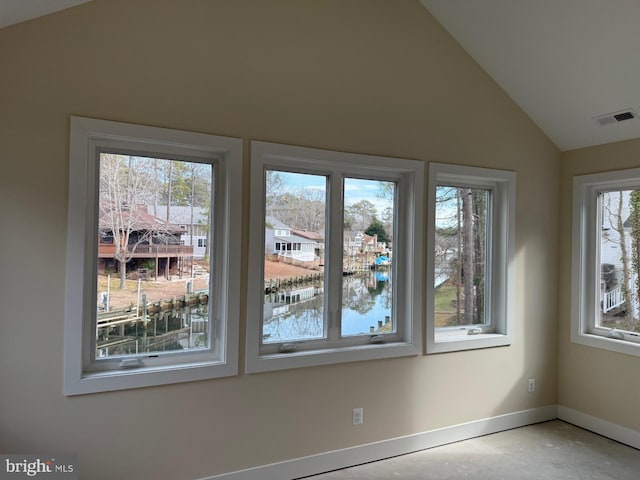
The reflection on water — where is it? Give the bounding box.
[262,271,392,343]
[96,303,209,358]
[262,285,324,343]
[342,270,392,336]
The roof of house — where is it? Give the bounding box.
[265,216,290,230]
[292,229,324,241]
[362,233,377,245]
[99,205,183,233]
[147,205,208,225]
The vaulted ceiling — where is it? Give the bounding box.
[3,0,639,152]
[0,0,92,29]
[421,0,640,151]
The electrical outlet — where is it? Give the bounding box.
[528,379,536,393]
[352,407,363,425]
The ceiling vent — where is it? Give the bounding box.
[594,109,638,126]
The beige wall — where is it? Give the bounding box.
[559,140,640,431]
[0,1,560,478]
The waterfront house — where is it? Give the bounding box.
[98,205,194,279]
[265,216,318,263]
[147,205,209,259]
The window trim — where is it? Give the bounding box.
[246,141,424,373]
[571,168,640,356]
[426,162,515,354]
[64,117,242,395]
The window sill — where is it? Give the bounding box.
[427,329,511,354]
[246,341,420,373]
[65,358,237,396]
[571,331,640,358]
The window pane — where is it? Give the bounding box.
[97,153,213,358]
[262,170,326,343]
[342,178,395,336]
[598,190,640,334]
[434,186,488,327]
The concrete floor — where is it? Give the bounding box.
[303,420,640,479]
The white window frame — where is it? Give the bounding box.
[426,163,515,353]
[64,117,242,395]
[572,168,640,356]
[246,141,423,373]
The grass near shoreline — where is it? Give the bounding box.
[435,284,458,327]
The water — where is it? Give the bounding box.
[262,271,392,343]
[342,271,392,336]
[96,303,209,358]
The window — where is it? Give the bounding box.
[64,117,242,395]
[572,168,640,356]
[427,163,515,353]
[246,141,423,372]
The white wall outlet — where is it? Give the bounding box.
[352,407,363,425]
[528,378,536,393]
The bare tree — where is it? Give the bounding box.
[434,186,487,325]
[265,171,326,233]
[631,190,640,318]
[346,200,377,233]
[615,192,631,321]
[472,190,487,323]
[266,170,284,213]
[296,186,325,232]
[462,188,474,324]
[100,154,171,289]
[602,191,632,320]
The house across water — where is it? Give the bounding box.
[265,216,319,263]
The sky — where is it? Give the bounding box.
[273,170,394,215]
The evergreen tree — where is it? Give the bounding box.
[364,218,389,243]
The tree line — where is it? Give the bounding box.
[435,186,487,325]
[265,170,393,243]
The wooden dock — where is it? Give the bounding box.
[97,291,208,328]
[264,273,323,294]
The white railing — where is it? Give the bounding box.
[603,286,624,313]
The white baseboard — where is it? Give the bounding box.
[557,405,640,450]
[202,405,557,480]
